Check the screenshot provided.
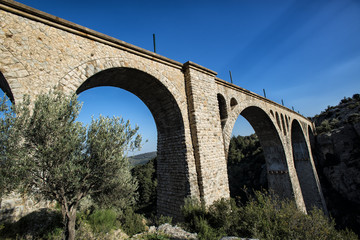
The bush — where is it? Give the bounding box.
[353,93,360,101]
[348,113,360,124]
[153,215,173,227]
[340,97,352,104]
[119,208,146,236]
[136,232,171,240]
[181,191,358,240]
[316,119,332,134]
[87,208,120,233]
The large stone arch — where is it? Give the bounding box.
[60,59,197,219]
[224,104,295,200]
[222,99,284,156]
[59,58,184,107]
[291,119,326,212]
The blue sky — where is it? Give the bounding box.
[4,0,360,154]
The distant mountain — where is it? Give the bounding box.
[128,151,157,166]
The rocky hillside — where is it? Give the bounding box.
[311,93,360,234]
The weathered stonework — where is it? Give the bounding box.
[0,192,56,222]
[0,0,326,220]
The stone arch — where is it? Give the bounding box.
[275,112,281,131]
[291,119,324,211]
[59,58,184,109]
[308,125,315,151]
[230,97,238,110]
[68,65,192,218]
[217,93,228,129]
[285,115,289,131]
[225,105,295,200]
[0,71,14,102]
[281,113,286,136]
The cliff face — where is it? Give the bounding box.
[312,94,360,234]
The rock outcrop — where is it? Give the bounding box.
[311,94,360,234]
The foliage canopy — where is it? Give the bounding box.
[0,91,141,240]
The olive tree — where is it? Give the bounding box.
[7,91,141,240]
[0,96,23,207]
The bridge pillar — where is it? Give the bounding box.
[183,61,230,205]
[291,123,327,213]
[281,140,308,213]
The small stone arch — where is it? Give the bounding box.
[217,93,228,129]
[291,119,325,212]
[281,113,287,136]
[230,97,238,110]
[0,71,14,102]
[275,112,281,130]
[285,115,289,131]
[308,125,316,151]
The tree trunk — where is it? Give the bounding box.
[63,207,77,240]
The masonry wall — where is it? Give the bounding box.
[184,62,230,204]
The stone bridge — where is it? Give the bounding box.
[0,0,326,218]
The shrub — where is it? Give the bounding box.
[340,97,351,104]
[181,191,358,240]
[348,113,360,124]
[46,227,63,240]
[316,119,332,134]
[87,208,120,233]
[348,103,357,109]
[353,93,360,101]
[154,215,173,227]
[194,217,220,240]
[119,208,146,236]
[138,232,171,240]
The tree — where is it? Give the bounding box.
[0,95,23,207]
[6,91,141,240]
[131,157,157,215]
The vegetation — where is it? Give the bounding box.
[131,157,158,217]
[0,206,148,239]
[314,93,360,134]
[316,118,340,134]
[182,191,358,240]
[228,134,263,165]
[227,134,267,200]
[0,91,141,240]
[0,96,22,205]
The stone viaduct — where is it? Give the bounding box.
[0,0,326,218]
